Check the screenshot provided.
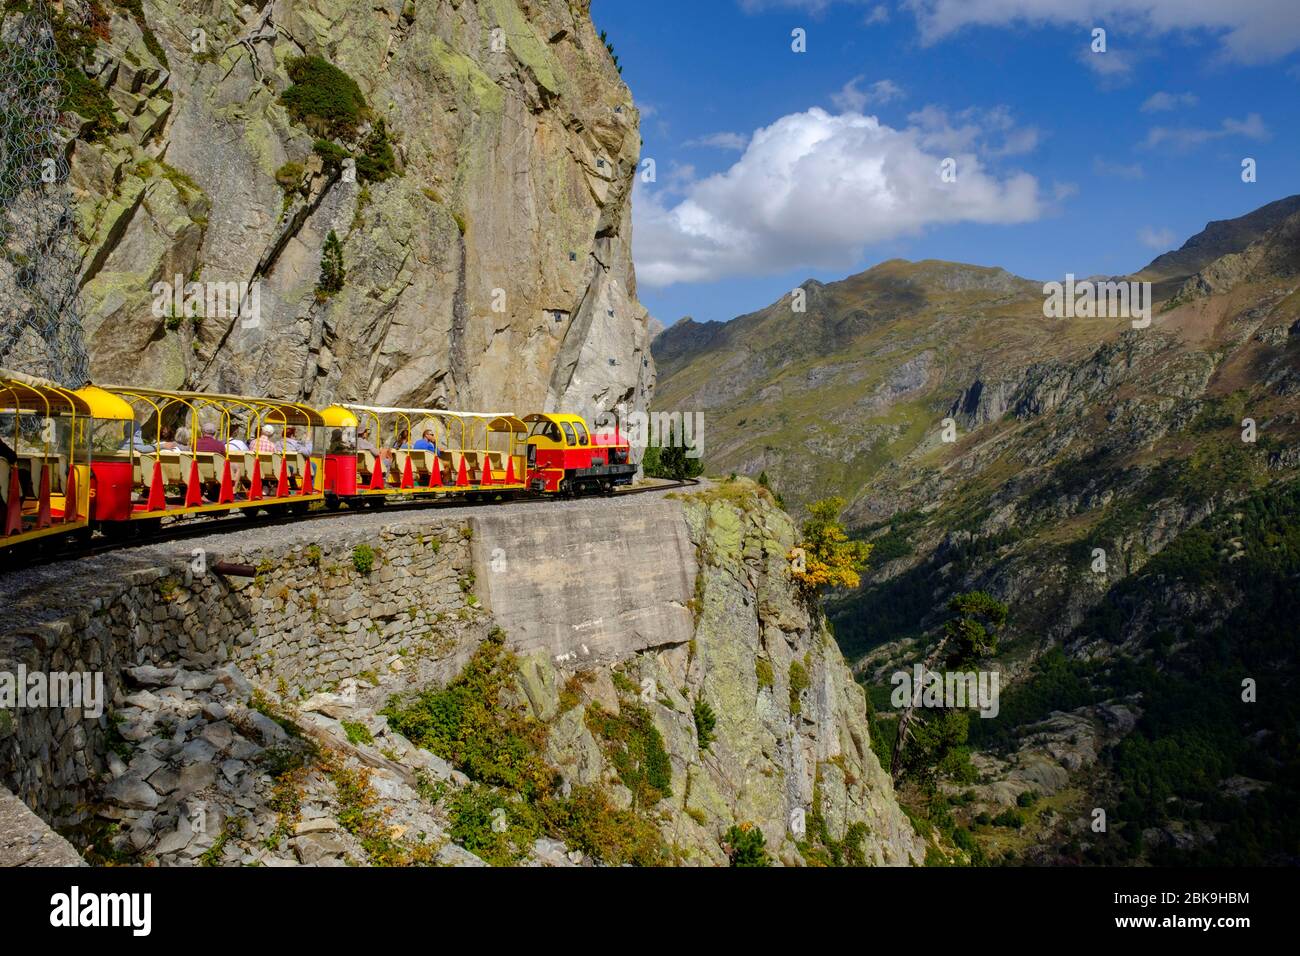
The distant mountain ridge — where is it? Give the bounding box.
[1138,194,1300,299]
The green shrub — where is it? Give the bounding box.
[351,543,374,574]
[382,630,555,798]
[447,784,539,867]
[598,28,622,74]
[585,703,672,807]
[542,785,669,867]
[641,442,703,481]
[723,823,769,867]
[992,808,1025,829]
[275,160,304,192]
[788,658,810,715]
[693,698,717,751]
[312,138,350,169]
[50,14,119,140]
[280,55,367,137]
[356,119,397,182]
[755,658,774,692]
[341,719,373,746]
[1016,789,1039,809]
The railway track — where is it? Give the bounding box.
[4,478,701,572]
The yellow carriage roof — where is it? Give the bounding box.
[103,386,326,425]
[338,404,526,430]
[341,403,517,419]
[0,366,92,415]
[74,385,136,420]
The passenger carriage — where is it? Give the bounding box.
[319,404,529,507]
[89,385,326,528]
[1,371,640,561]
[0,367,108,553]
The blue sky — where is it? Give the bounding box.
[591,0,1300,326]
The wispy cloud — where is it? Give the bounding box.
[683,132,750,151]
[1140,90,1199,112]
[907,104,1040,157]
[1138,225,1177,250]
[1078,45,1136,84]
[738,1,1300,63]
[1141,113,1270,150]
[864,3,891,25]
[1053,181,1079,200]
[1093,157,1145,179]
[831,77,905,112]
[738,0,877,15]
[905,0,1300,64]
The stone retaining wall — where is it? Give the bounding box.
[0,518,478,822]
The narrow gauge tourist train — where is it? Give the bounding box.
[0,367,635,559]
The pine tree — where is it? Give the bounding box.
[316,229,345,299]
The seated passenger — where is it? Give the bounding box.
[252,425,277,453]
[0,436,29,501]
[327,428,350,454]
[283,426,311,455]
[118,425,157,454]
[413,429,439,453]
[173,426,193,451]
[226,422,250,453]
[195,422,226,454]
[355,427,378,455]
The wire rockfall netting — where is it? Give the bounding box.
[0,0,91,387]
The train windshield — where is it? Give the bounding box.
[529,420,562,442]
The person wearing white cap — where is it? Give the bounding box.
[252,424,276,453]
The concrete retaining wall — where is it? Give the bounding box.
[472,497,697,664]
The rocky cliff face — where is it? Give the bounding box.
[520,481,923,865]
[54,0,653,418]
[1,484,919,866]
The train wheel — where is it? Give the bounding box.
[100,521,133,542]
[324,494,342,512]
[136,517,163,538]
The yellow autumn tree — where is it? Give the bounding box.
[790,497,872,592]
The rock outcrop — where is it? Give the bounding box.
[51,0,653,420]
[516,481,923,865]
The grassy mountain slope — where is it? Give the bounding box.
[654,196,1300,864]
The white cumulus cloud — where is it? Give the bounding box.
[634,107,1043,286]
